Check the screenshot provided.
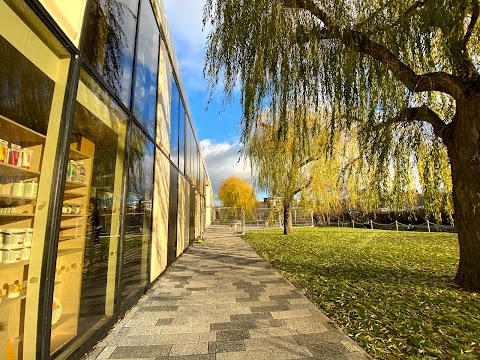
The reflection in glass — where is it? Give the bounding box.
[186,122,193,181]
[133,0,159,136]
[170,81,179,166]
[84,0,139,106]
[50,69,127,357]
[121,124,154,306]
[179,103,185,173]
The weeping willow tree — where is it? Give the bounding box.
[203,0,479,291]
[246,109,324,234]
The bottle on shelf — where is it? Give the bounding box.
[77,162,86,184]
[67,160,76,182]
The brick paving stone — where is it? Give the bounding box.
[169,343,209,356]
[109,345,171,358]
[210,320,257,331]
[216,329,251,342]
[156,318,174,326]
[306,342,350,357]
[208,340,246,353]
[243,336,299,350]
[86,227,370,359]
[156,355,215,360]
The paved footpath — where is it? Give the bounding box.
[87,229,369,360]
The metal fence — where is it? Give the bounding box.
[327,219,456,233]
[212,206,314,232]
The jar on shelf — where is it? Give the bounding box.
[67,160,76,182]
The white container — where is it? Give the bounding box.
[1,248,23,263]
[21,247,30,260]
[11,181,25,197]
[3,229,25,248]
[24,181,38,198]
[24,228,33,247]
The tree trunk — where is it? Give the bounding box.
[284,202,293,235]
[444,95,480,292]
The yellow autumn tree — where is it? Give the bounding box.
[217,176,257,214]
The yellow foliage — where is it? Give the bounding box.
[218,176,257,212]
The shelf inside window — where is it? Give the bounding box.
[0,260,29,271]
[58,236,78,242]
[51,312,76,331]
[60,214,86,218]
[58,248,82,257]
[0,162,40,179]
[69,148,89,161]
[0,194,36,204]
[0,213,35,217]
[59,225,78,230]
[63,192,86,200]
[64,181,87,190]
[0,290,27,308]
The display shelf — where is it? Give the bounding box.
[0,213,35,217]
[0,290,27,308]
[0,194,36,203]
[0,114,46,144]
[0,260,29,271]
[51,332,76,355]
[51,312,76,331]
[63,192,86,200]
[69,148,89,161]
[58,236,78,242]
[64,181,87,190]
[0,162,40,179]
[61,214,86,218]
[58,248,82,257]
[59,224,78,230]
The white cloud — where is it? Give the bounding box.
[200,139,252,195]
[162,1,209,48]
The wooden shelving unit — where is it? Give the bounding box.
[0,114,42,360]
[50,138,95,355]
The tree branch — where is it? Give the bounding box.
[366,1,426,32]
[294,175,313,196]
[299,156,319,169]
[280,0,466,100]
[374,106,448,138]
[464,0,479,46]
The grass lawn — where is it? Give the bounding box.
[244,227,480,359]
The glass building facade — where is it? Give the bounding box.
[0,0,213,358]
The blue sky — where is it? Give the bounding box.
[163,1,253,196]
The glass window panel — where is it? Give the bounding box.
[169,80,179,166]
[84,0,139,106]
[0,2,71,357]
[179,102,185,174]
[185,119,191,180]
[50,69,127,357]
[121,124,154,306]
[133,0,159,136]
[156,41,172,151]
